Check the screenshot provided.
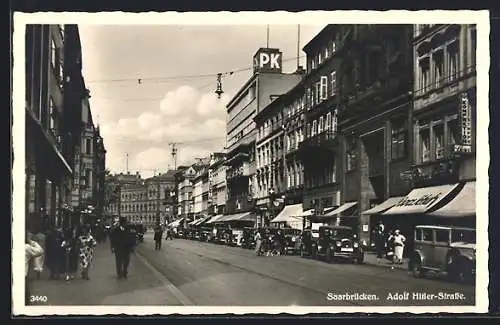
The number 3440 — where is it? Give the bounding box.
[30,295,48,303]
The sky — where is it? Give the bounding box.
[79,24,326,179]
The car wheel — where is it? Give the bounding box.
[411,258,425,278]
[450,257,474,284]
[325,247,332,263]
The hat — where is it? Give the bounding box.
[394,229,400,234]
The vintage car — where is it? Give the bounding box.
[199,226,213,242]
[213,225,231,244]
[409,225,476,283]
[240,227,256,249]
[282,228,302,255]
[299,228,320,258]
[315,225,364,264]
[231,228,245,247]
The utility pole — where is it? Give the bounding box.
[266,24,270,48]
[169,143,178,170]
[125,153,129,173]
[297,24,301,70]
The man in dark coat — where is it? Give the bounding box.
[153,224,163,250]
[110,217,136,279]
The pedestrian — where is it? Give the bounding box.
[110,217,136,279]
[25,231,44,305]
[165,227,174,240]
[154,224,163,250]
[254,230,263,256]
[388,229,406,264]
[373,221,386,263]
[32,229,46,280]
[78,225,97,280]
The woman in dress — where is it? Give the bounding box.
[78,226,97,280]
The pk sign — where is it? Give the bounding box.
[253,48,283,73]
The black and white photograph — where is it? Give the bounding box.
[12,11,490,315]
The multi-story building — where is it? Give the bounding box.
[94,127,106,218]
[298,25,343,219]
[120,179,147,225]
[25,24,83,230]
[381,24,477,239]
[208,152,227,215]
[313,25,413,245]
[225,47,303,224]
[193,164,210,219]
[254,70,306,226]
[176,164,202,222]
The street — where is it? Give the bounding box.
[31,232,474,306]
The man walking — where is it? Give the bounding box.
[110,217,135,279]
[153,223,164,250]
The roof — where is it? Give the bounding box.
[303,24,337,53]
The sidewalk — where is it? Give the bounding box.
[363,251,410,271]
[27,242,183,306]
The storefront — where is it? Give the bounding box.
[270,203,306,230]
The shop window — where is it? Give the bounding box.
[434,124,445,160]
[433,49,444,87]
[420,128,431,163]
[391,118,407,160]
[330,71,337,97]
[435,229,450,243]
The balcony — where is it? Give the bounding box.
[298,130,339,156]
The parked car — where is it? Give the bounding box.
[240,227,256,249]
[199,226,212,242]
[231,228,245,247]
[213,225,231,244]
[299,228,319,258]
[409,225,475,283]
[315,225,364,264]
[282,228,302,255]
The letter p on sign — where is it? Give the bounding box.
[259,53,281,69]
[259,53,270,68]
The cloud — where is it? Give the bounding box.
[196,92,230,117]
[159,85,199,116]
[133,147,172,172]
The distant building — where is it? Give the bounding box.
[208,152,227,215]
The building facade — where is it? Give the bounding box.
[192,165,210,219]
[208,153,227,215]
[329,25,414,244]
[225,48,303,222]
[25,24,82,230]
[299,25,343,217]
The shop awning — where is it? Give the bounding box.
[323,202,358,217]
[428,182,475,217]
[169,218,184,227]
[220,212,254,222]
[362,197,405,215]
[194,215,212,225]
[234,212,256,222]
[206,215,224,224]
[270,204,304,223]
[299,209,314,217]
[383,183,461,215]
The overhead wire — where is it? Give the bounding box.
[86,55,306,85]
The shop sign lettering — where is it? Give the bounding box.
[394,193,442,207]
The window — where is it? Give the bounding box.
[391,118,406,160]
[85,169,92,188]
[311,59,316,70]
[325,112,332,130]
[318,52,323,65]
[86,138,92,154]
[318,116,324,134]
[330,71,337,96]
[471,27,476,68]
[419,57,430,93]
[307,88,312,110]
[448,118,459,148]
[315,82,321,105]
[312,120,317,136]
[422,228,433,241]
[435,229,450,243]
[320,76,328,100]
[51,39,57,69]
[420,128,431,162]
[331,41,336,54]
[433,49,444,87]
[306,123,311,138]
[325,47,329,59]
[346,138,357,172]
[49,97,56,132]
[434,124,445,160]
[447,41,459,81]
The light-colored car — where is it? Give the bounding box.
[410,225,475,283]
